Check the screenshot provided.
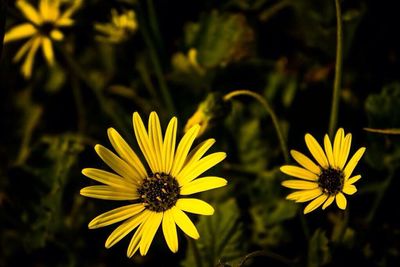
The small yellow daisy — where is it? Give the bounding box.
[4,0,81,78]
[80,112,227,257]
[281,128,366,214]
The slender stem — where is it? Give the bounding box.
[259,0,291,22]
[237,250,296,267]
[328,0,343,137]
[188,237,203,267]
[299,210,310,241]
[223,89,289,163]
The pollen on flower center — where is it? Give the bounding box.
[138,172,180,212]
[318,167,344,195]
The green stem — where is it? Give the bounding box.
[188,236,203,267]
[237,250,296,267]
[223,89,289,163]
[259,0,291,22]
[328,0,343,137]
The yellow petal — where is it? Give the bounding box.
[56,17,74,27]
[338,133,352,169]
[305,133,329,168]
[21,36,41,78]
[281,180,318,190]
[176,198,214,215]
[333,128,344,168]
[323,135,335,167]
[180,176,227,195]
[162,210,178,253]
[139,211,163,256]
[170,124,200,177]
[132,112,158,173]
[39,0,50,20]
[4,23,37,43]
[342,184,357,195]
[343,147,366,179]
[16,1,43,25]
[127,222,144,258]
[280,165,319,181]
[335,192,347,210]
[176,152,226,186]
[290,150,320,174]
[347,175,361,185]
[13,38,34,62]
[286,188,322,203]
[162,117,177,174]
[50,29,64,40]
[88,204,145,229]
[172,207,199,239]
[107,128,147,180]
[303,194,328,214]
[41,37,54,65]
[94,144,141,185]
[148,112,164,172]
[81,168,135,189]
[322,195,335,210]
[183,139,216,171]
[80,185,138,200]
[106,210,149,248]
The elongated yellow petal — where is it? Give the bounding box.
[176,152,226,186]
[4,23,37,43]
[41,37,54,65]
[333,128,344,168]
[183,139,216,170]
[347,175,361,185]
[127,222,144,257]
[338,133,352,169]
[106,210,149,248]
[21,36,41,78]
[170,124,200,177]
[95,144,141,185]
[13,38,34,62]
[180,176,227,195]
[322,195,335,210]
[323,135,335,167]
[172,207,199,239]
[280,165,319,181]
[82,168,135,189]
[50,29,64,40]
[56,17,74,27]
[290,150,320,174]
[304,194,328,214]
[16,1,43,25]
[176,198,214,215]
[281,180,318,190]
[343,147,366,179]
[305,133,329,168]
[39,0,50,20]
[162,209,178,253]
[335,192,347,209]
[80,185,138,200]
[148,112,164,172]
[132,112,158,173]
[342,184,357,195]
[162,117,177,173]
[286,188,322,203]
[88,204,145,229]
[107,128,147,180]
[139,211,163,256]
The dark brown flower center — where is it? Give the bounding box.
[39,22,55,36]
[318,167,344,195]
[137,172,180,212]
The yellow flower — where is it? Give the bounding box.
[94,9,137,43]
[281,128,366,214]
[81,112,227,257]
[4,0,81,78]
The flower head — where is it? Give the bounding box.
[94,9,137,43]
[81,112,227,257]
[4,0,81,78]
[281,128,366,214]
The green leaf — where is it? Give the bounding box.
[308,229,331,267]
[182,199,245,267]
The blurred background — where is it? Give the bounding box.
[0,0,399,266]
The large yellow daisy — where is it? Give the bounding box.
[4,0,81,78]
[281,128,366,214]
[80,112,227,257]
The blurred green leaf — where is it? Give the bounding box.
[308,229,331,267]
[182,199,244,267]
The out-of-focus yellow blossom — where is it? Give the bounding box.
[172,48,205,75]
[4,0,81,78]
[94,9,137,43]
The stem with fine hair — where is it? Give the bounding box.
[223,89,289,163]
[328,0,343,137]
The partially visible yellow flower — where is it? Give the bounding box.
[4,0,81,78]
[172,48,205,75]
[94,9,137,43]
[281,128,366,214]
[81,112,227,257]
